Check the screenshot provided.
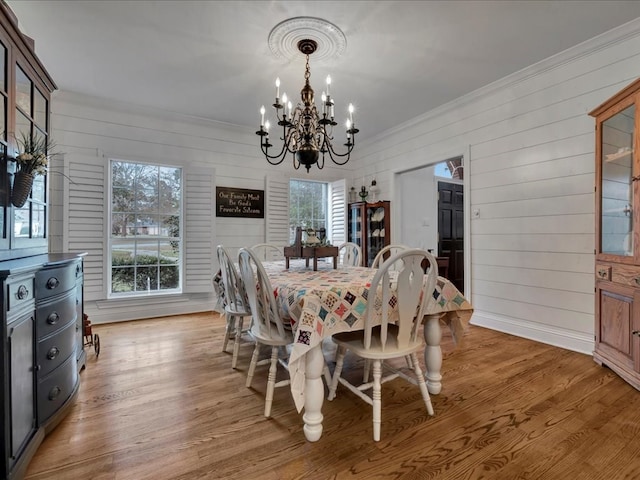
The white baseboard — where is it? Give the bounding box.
[85,295,216,324]
[471,311,594,356]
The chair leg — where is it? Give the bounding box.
[264,346,279,418]
[411,352,434,416]
[405,355,414,369]
[246,342,260,388]
[222,313,236,352]
[372,359,382,442]
[231,316,244,369]
[323,364,332,388]
[363,358,371,383]
[328,345,346,401]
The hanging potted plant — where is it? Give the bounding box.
[11,132,54,208]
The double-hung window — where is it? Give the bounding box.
[109,160,182,297]
[289,179,328,242]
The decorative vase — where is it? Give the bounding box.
[359,185,368,201]
[12,171,34,208]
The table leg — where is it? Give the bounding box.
[333,255,337,269]
[313,256,318,271]
[423,313,443,394]
[286,257,290,269]
[302,344,324,441]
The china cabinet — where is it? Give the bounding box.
[590,78,640,391]
[348,201,390,267]
[0,4,85,480]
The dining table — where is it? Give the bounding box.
[260,258,474,442]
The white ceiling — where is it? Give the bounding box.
[7,0,640,141]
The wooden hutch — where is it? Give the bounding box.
[0,3,85,479]
[590,78,640,391]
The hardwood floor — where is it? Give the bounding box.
[25,312,640,480]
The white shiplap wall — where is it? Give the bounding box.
[48,92,354,323]
[353,19,640,354]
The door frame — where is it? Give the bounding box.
[390,144,471,298]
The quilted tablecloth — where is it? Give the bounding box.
[261,260,473,412]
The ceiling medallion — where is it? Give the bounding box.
[268,17,347,63]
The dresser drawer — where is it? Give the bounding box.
[36,290,76,338]
[35,262,81,299]
[6,274,35,315]
[37,354,78,424]
[37,320,76,377]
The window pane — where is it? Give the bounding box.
[289,179,328,243]
[136,266,158,292]
[161,215,179,238]
[112,267,135,293]
[110,160,181,296]
[159,265,179,290]
[112,239,135,265]
[159,239,179,264]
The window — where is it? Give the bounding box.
[289,179,328,242]
[109,160,182,297]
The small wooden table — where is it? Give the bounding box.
[284,245,339,271]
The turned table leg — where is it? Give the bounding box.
[423,313,443,394]
[302,344,324,441]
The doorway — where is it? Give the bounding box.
[437,181,464,292]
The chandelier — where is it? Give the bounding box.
[256,38,358,172]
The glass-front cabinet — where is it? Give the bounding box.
[590,78,640,392]
[0,11,55,261]
[348,201,390,267]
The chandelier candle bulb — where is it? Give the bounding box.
[326,75,331,96]
[349,103,354,123]
[275,77,280,101]
[260,105,265,126]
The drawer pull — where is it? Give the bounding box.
[46,347,60,360]
[16,284,29,300]
[633,331,640,337]
[597,269,608,278]
[76,264,81,276]
[47,312,60,325]
[48,386,62,401]
[46,277,60,290]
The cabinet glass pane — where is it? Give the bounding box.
[34,88,47,131]
[0,94,6,143]
[601,104,635,256]
[0,40,5,92]
[15,110,30,150]
[32,204,45,238]
[31,174,45,203]
[15,66,31,115]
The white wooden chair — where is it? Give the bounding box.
[251,243,284,262]
[216,245,252,369]
[238,247,293,417]
[327,248,439,441]
[338,242,363,267]
[371,244,409,269]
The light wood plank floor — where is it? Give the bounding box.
[25,312,640,480]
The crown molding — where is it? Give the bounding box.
[363,17,640,148]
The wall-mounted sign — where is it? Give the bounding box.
[216,187,264,218]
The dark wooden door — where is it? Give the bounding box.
[438,182,464,292]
